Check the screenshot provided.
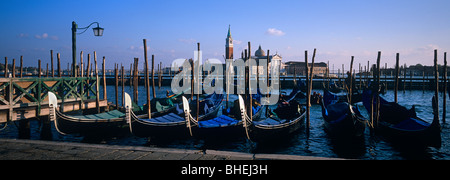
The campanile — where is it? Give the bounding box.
[225,25,233,60]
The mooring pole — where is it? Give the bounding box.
[20,56,23,78]
[134,58,139,104]
[434,49,439,124]
[443,52,447,124]
[403,63,407,93]
[305,50,310,133]
[196,42,201,122]
[248,42,252,121]
[159,62,162,88]
[395,53,399,103]
[4,57,8,77]
[144,39,151,118]
[349,56,354,104]
[121,64,125,107]
[376,51,381,128]
[266,49,270,117]
[152,55,156,98]
[94,51,100,113]
[80,51,84,78]
[115,63,119,109]
[51,50,54,77]
[86,54,90,96]
[12,59,15,78]
[80,52,84,110]
[102,56,107,101]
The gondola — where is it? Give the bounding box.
[187,94,263,140]
[320,89,367,138]
[328,81,345,93]
[48,92,132,135]
[362,89,441,148]
[239,94,306,142]
[127,92,223,138]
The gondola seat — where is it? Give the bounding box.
[253,118,287,126]
[70,110,125,120]
[139,113,185,124]
[198,115,240,128]
[393,118,429,130]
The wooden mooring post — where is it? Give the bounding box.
[349,56,354,104]
[115,63,119,108]
[434,49,439,124]
[143,39,151,118]
[152,55,156,99]
[443,52,447,124]
[394,53,399,103]
[304,50,310,133]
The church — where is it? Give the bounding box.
[225,25,282,75]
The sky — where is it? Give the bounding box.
[1,0,450,71]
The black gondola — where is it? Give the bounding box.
[239,94,306,142]
[362,89,441,148]
[320,90,367,138]
[48,92,131,135]
[186,94,263,140]
[127,92,223,138]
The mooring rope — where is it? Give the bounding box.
[0,122,8,131]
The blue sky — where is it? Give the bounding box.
[1,0,450,70]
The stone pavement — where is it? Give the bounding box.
[0,138,343,160]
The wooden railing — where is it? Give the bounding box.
[0,77,99,122]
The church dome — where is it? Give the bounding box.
[255,45,266,57]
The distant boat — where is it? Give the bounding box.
[362,89,441,148]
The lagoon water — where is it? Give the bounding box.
[1,85,450,160]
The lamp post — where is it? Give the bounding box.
[71,21,104,77]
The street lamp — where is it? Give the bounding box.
[72,21,104,77]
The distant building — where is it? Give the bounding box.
[225,26,282,76]
[250,45,282,75]
[284,61,328,76]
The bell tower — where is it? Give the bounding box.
[225,25,233,60]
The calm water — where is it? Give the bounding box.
[1,85,450,160]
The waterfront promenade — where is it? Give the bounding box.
[0,138,341,160]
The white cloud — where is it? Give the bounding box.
[34,33,58,40]
[266,28,286,36]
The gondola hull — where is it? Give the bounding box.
[375,120,441,148]
[53,110,127,135]
[129,121,190,139]
[129,93,224,138]
[248,113,305,142]
[194,121,244,140]
[322,112,366,138]
[194,106,264,140]
[129,112,190,138]
[239,95,306,142]
[321,90,367,138]
[362,90,441,148]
